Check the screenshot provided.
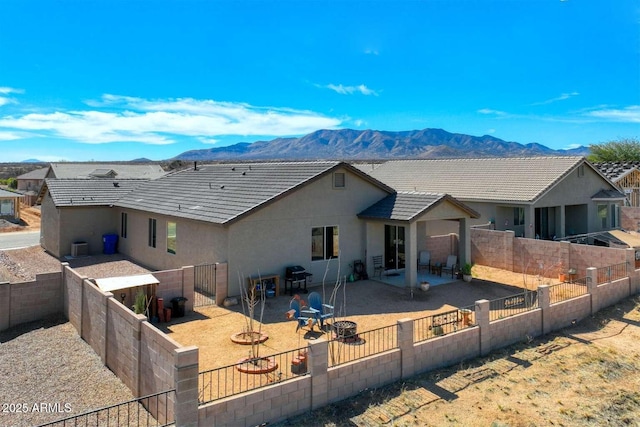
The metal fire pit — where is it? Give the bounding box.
[333,320,358,341]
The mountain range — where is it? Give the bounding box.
[175,128,590,161]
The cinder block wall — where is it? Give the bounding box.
[488,310,542,351]
[413,328,479,373]
[597,278,631,311]
[471,229,627,278]
[546,294,591,331]
[154,266,195,314]
[139,322,180,396]
[0,272,62,332]
[620,206,640,232]
[82,280,109,363]
[424,234,458,265]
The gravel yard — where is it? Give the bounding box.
[0,315,136,427]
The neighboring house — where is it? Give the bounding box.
[593,162,640,207]
[45,162,167,180]
[357,157,625,240]
[0,188,24,220]
[17,167,49,192]
[41,162,479,289]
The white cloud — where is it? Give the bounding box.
[325,84,379,96]
[0,97,15,107]
[531,92,580,106]
[0,87,23,94]
[477,108,508,116]
[0,131,22,140]
[585,105,640,123]
[0,95,343,145]
[198,137,219,145]
[486,128,496,134]
[364,48,379,56]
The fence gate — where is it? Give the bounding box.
[194,263,217,307]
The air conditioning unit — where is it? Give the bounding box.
[71,241,88,257]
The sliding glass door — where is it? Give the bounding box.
[384,225,406,271]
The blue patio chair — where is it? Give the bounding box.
[308,291,335,330]
[418,251,431,272]
[288,298,318,332]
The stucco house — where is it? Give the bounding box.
[593,162,640,207]
[357,157,625,240]
[0,188,24,220]
[16,167,48,192]
[45,162,167,180]
[41,161,479,289]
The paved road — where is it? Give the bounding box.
[0,231,40,250]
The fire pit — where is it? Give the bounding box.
[333,320,358,342]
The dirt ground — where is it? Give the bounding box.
[0,204,41,233]
[164,267,543,371]
[275,295,640,427]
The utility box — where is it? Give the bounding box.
[71,241,88,257]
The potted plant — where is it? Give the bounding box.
[461,263,473,282]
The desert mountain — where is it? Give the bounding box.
[175,128,589,160]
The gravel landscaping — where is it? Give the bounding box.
[0,315,136,427]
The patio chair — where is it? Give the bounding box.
[308,291,335,330]
[372,255,384,278]
[441,255,458,278]
[288,298,318,332]
[418,251,431,272]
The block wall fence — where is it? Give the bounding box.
[1,235,639,426]
[470,229,629,277]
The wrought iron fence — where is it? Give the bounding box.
[199,346,308,405]
[596,262,627,285]
[549,277,588,304]
[194,263,217,307]
[36,389,175,427]
[328,323,398,367]
[489,290,538,321]
[413,305,476,343]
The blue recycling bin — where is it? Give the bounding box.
[102,233,118,254]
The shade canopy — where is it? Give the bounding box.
[95,274,159,293]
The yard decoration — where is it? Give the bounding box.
[233,272,277,374]
[461,263,473,282]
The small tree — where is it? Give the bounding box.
[588,137,640,162]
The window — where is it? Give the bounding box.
[120,212,128,238]
[333,172,345,189]
[167,221,177,254]
[148,218,157,248]
[611,204,618,228]
[597,204,607,228]
[577,164,585,177]
[513,207,525,226]
[311,226,339,261]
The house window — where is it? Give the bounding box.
[611,204,618,228]
[578,165,585,177]
[148,218,157,248]
[120,212,128,238]
[597,204,607,228]
[311,226,339,261]
[167,221,177,254]
[513,207,525,226]
[333,172,346,189]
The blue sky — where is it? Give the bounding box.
[0,0,638,162]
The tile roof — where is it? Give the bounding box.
[46,179,148,207]
[358,191,480,222]
[17,167,49,180]
[0,188,24,199]
[593,161,640,182]
[591,189,626,200]
[115,161,389,225]
[356,157,589,203]
[49,163,166,179]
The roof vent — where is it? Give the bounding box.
[113,182,120,187]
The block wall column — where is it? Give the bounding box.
[132,313,145,397]
[625,248,638,295]
[538,285,551,335]
[182,266,195,312]
[586,267,598,315]
[309,338,329,410]
[397,318,415,379]
[174,346,199,427]
[476,299,491,356]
